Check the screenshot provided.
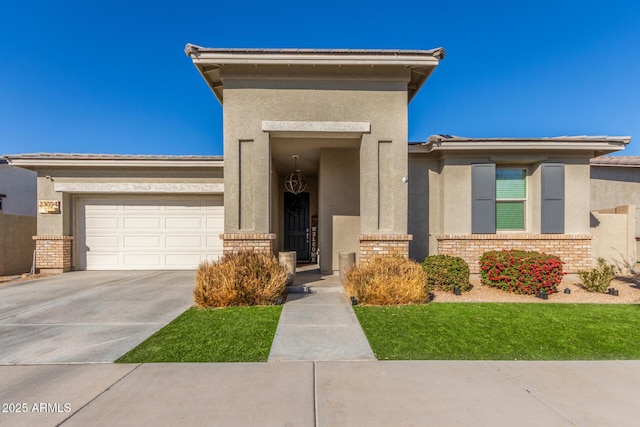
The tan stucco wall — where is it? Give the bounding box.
[590,166,640,210]
[441,158,473,234]
[221,65,410,239]
[562,159,591,234]
[0,212,36,275]
[591,205,637,273]
[590,165,640,264]
[271,160,281,253]
[332,216,360,269]
[408,155,438,261]
[406,153,595,265]
[319,148,360,272]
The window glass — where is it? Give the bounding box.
[496,201,525,229]
[496,169,526,198]
[496,169,526,230]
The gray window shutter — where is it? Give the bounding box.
[541,163,565,234]
[472,163,496,233]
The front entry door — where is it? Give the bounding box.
[284,192,310,262]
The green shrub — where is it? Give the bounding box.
[345,256,428,306]
[479,250,564,295]
[578,258,616,293]
[194,251,287,308]
[422,255,470,292]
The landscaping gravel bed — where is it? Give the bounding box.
[431,274,640,303]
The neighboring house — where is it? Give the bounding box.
[590,156,640,268]
[3,46,633,275]
[0,159,37,275]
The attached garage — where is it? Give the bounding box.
[76,196,223,270]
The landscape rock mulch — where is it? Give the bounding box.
[432,274,640,304]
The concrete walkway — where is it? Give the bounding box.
[2,361,640,426]
[268,270,376,362]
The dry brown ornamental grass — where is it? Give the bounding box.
[194,251,287,308]
[344,256,428,306]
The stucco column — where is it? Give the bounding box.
[358,132,412,261]
[222,115,273,254]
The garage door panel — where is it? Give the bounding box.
[206,236,222,249]
[80,197,223,270]
[124,217,161,229]
[206,217,223,230]
[86,236,119,248]
[123,204,161,211]
[165,217,201,229]
[86,254,119,267]
[124,236,161,248]
[124,254,161,266]
[166,254,203,267]
[86,217,119,229]
[166,236,201,248]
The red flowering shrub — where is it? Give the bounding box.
[479,250,565,295]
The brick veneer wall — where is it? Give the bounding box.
[359,234,412,264]
[436,234,592,274]
[221,233,276,255]
[32,235,73,273]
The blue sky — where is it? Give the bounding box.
[1,0,639,156]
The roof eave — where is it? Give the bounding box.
[185,44,444,105]
[4,158,224,169]
[412,139,630,156]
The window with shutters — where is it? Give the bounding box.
[496,168,526,230]
[473,163,563,234]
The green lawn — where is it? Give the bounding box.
[354,303,640,360]
[116,306,282,363]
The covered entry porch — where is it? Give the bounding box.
[185,46,445,271]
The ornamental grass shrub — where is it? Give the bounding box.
[578,257,616,293]
[479,250,565,295]
[194,251,287,308]
[344,256,428,306]
[422,255,471,292]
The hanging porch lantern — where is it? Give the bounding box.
[284,155,308,194]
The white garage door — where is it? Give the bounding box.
[78,196,224,270]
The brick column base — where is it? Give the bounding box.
[359,234,413,264]
[221,233,276,256]
[33,235,73,274]
[436,234,592,274]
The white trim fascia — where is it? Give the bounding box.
[420,141,628,153]
[191,53,440,67]
[8,159,224,168]
[54,183,224,194]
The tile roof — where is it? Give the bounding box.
[590,156,640,167]
[3,153,223,161]
[425,134,632,144]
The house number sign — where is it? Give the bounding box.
[38,200,61,214]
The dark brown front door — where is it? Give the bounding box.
[284,192,310,261]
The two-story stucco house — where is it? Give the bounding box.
[4,46,631,274]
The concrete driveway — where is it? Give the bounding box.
[0,271,195,364]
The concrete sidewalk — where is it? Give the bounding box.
[1,361,639,426]
[269,271,375,362]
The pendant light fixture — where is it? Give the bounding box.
[284,155,308,194]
